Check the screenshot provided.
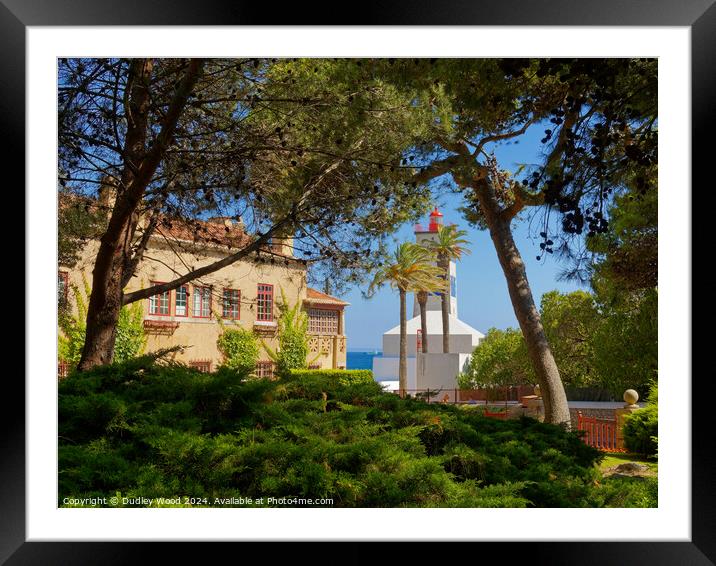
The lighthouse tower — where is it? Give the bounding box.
[371,209,484,398]
[413,208,458,318]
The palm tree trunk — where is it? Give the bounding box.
[440,256,450,353]
[417,291,428,353]
[475,182,571,428]
[399,288,408,396]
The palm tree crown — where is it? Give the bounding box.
[370,242,444,295]
[370,242,445,395]
[423,224,471,353]
[425,224,471,263]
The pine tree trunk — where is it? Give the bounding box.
[79,173,147,371]
[399,288,408,396]
[76,59,203,371]
[77,240,126,370]
[475,182,571,428]
[440,255,450,353]
[418,291,428,353]
[77,59,155,371]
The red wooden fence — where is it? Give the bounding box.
[483,409,508,420]
[577,411,625,452]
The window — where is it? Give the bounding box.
[193,286,212,318]
[149,281,171,316]
[308,308,339,335]
[450,275,457,298]
[256,284,274,321]
[223,288,240,319]
[175,285,188,317]
[189,359,212,373]
[255,360,275,379]
[58,271,69,306]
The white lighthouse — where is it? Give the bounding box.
[372,209,484,399]
[413,208,457,318]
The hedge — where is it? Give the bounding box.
[288,369,375,387]
[622,381,658,457]
[57,357,656,508]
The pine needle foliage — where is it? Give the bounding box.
[57,358,652,508]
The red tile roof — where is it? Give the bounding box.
[305,288,349,306]
[58,192,297,259]
[155,216,253,250]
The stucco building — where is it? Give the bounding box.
[58,195,349,375]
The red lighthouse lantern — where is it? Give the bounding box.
[428,208,443,232]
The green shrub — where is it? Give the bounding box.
[59,358,621,508]
[623,383,658,457]
[460,327,534,388]
[624,407,659,456]
[114,302,146,363]
[289,369,374,386]
[216,326,260,374]
[588,476,657,508]
[262,288,311,376]
[59,275,146,367]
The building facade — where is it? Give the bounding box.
[58,203,348,374]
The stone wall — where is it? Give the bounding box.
[508,403,621,429]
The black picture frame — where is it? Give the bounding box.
[6,1,710,563]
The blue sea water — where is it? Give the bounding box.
[346,351,381,370]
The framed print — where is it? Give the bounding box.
[7,0,712,563]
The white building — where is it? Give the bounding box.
[372,209,484,400]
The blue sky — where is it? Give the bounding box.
[340,124,588,351]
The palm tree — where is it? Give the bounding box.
[413,273,449,354]
[369,242,444,395]
[415,291,429,354]
[424,225,471,353]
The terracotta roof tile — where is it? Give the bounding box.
[155,216,253,250]
[305,288,350,306]
[58,192,300,260]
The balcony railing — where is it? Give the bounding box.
[143,319,180,334]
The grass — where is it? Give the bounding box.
[598,452,658,475]
[589,452,658,508]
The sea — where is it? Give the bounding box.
[346,350,381,370]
